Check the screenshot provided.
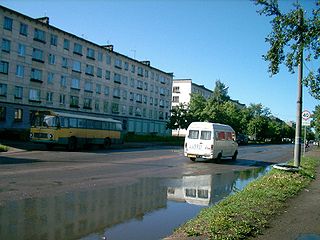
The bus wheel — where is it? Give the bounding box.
[46,144,54,150]
[232,150,238,160]
[103,138,111,149]
[68,137,77,151]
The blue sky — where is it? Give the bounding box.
[2,0,319,122]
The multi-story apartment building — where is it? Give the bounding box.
[171,79,213,136]
[0,6,173,136]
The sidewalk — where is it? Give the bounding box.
[253,148,320,240]
[0,139,170,154]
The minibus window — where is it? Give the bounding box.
[200,131,211,140]
[188,130,199,139]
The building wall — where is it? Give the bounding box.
[0,6,173,136]
[171,79,212,136]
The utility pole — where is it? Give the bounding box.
[293,8,304,167]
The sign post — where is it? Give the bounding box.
[302,110,311,156]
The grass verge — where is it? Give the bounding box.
[171,151,320,240]
[0,144,9,152]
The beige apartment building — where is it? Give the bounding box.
[0,6,173,136]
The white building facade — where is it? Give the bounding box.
[172,79,213,136]
[0,6,173,136]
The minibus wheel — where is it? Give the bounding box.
[215,153,222,163]
[232,150,238,160]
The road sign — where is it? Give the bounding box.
[302,120,311,126]
[302,110,311,120]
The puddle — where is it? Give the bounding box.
[0,166,270,240]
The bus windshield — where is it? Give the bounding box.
[43,116,59,127]
[32,114,59,127]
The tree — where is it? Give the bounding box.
[311,105,320,139]
[166,103,189,136]
[254,0,320,99]
[212,80,230,103]
[254,0,319,166]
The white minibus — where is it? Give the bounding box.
[184,122,238,162]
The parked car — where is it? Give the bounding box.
[236,134,248,145]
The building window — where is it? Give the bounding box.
[16,65,24,78]
[32,48,44,62]
[106,54,111,65]
[29,88,41,102]
[130,78,135,87]
[14,86,23,99]
[103,101,109,113]
[113,88,120,98]
[104,86,109,96]
[149,97,153,105]
[84,81,93,92]
[115,58,122,69]
[131,64,135,73]
[129,106,133,115]
[14,109,23,121]
[122,90,127,100]
[144,82,148,91]
[138,67,143,77]
[34,28,46,43]
[30,68,43,82]
[62,57,68,68]
[0,83,7,96]
[59,94,66,105]
[71,78,80,90]
[63,39,70,50]
[143,95,148,104]
[70,96,79,108]
[122,76,128,85]
[87,47,95,59]
[72,60,81,72]
[105,70,111,80]
[83,98,92,109]
[0,61,9,74]
[2,39,11,53]
[124,62,129,70]
[114,73,121,84]
[98,52,103,62]
[0,106,6,121]
[129,92,134,101]
[46,92,53,103]
[48,54,56,65]
[135,93,142,103]
[137,80,143,90]
[47,72,54,84]
[73,43,82,55]
[122,105,127,115]
[135,107,142,116]
[3,17,13,31]
[112,103,119,114]
[173,86,180,93]
[96,84,101,94]
[95,101,100,112]
[97,68,102,78]
[85,64,94,76]
[60,75,67,87]
[18,44,26,56]
[20,22,28,36]
[50,34,58,46]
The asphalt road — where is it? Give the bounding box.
[0,144,294,204]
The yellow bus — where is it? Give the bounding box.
[30,111,123,150]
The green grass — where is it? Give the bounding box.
[0,144,9,152]
[172,151,320,240]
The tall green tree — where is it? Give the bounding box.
[212,80,230,103]
[166,103,189,135]
[254,0,320,99]
[311,105,320,139]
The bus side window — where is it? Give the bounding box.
[69,118,78,128]
[94,121,102,130]
[87,120,94,129]
[78,119,86,128]
[110,123,115,130]
[116,123,122,131]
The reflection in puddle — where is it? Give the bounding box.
[0,167,270,240]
